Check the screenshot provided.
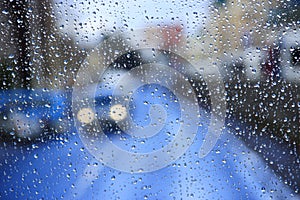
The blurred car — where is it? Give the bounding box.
[218,29,300,83]
[0,89,71,140]
[219,48,265,82]
[280,29,300,83]
[0,85,124,140]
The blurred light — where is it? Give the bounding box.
[109,104,127,121]
[77,107,95,124]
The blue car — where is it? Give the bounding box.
[0,89,71,140]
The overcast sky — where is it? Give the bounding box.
[53,0,211,47]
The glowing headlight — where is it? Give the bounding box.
[109,104,127,121]
[77,107,95,124]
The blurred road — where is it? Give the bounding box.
[0,82,299,199]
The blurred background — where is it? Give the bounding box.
[0,0,299,198]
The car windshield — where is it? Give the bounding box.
[0,0,299,199]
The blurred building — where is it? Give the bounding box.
[201,0,299,83]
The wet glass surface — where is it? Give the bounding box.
[0,0,299,199]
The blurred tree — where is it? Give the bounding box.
[1,0,85,90]
[7,0,31,89]
[30,0,85,89]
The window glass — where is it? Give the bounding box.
[0,0,299,199]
